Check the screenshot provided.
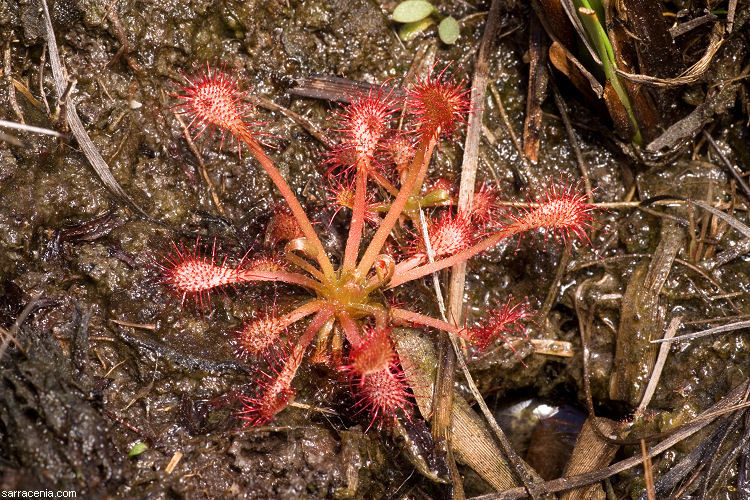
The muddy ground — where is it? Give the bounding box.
[1,0,749,498]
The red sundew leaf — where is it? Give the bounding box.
[234,314,288,360]
[384,132,416,178]
[173,62,256,150]
[468,298,532,354]
[244,253,287,273]
[409,211,480,260]
[326,178,380,226]
[469,182,502,226]
[405,64,471,140]
[158,237,243,313]
[236,345,297,426]
[327,84,399,177]
[344,326,396,379]
[265,205,305,247]
[508,181,599,247]
[352,360,412,431]
[237,387,295,427]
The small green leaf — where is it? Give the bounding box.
[438,16,460,44]
[398,17,436,41]
[393,0,436,23]
[128,442,148,457]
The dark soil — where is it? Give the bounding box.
[1,0,749,498]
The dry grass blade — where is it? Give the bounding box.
[4,35,24,124]
[417,203,463,497]
[636,316,682,416]
[646,84,738,153]
[440,0,542,496]
[0,119,63,137]
[641,418,727,500]
[164,450,183,474]
[559,417,622,500]
[616,25,726,87]
[670,13,718,38]
[39,0,154,221]
[392,328,521,492]
[651,319,750,345]
[289,75,405,103]
[522,17,547,164]
[0,326,24,360]
[432,2,509,496]
[697,383,750,499]
[0,130,23,147]
[687,199,750,239]
[727,0,738,33]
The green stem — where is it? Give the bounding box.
[576,5,642,144]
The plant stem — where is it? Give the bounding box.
[287,307,336,372]
[388,226,515,288]
[280,299,333,325]
[391,308,471,340]
[342,167,368,274]
[237,127,336,280]
[370,170,399,197]
[356,136,436,277]
[576,5,642,144]
[392,255,426,276]
[237,270,324,295]
[337,311,363,348]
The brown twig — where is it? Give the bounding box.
[438,1,542,497]
[105,8,141,72]
[703,130,750,204]
[12,77,42,110]
[549,74,593,198]
[489,81,530,172]
[641,440,656,500]
[173,111,226,216]
[252,96,334,148]
[4,33,24,124]
[537,249,569,321]
[38,45,51,115]
[699,382,750,499]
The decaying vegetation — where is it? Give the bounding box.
[1,0,749,498]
